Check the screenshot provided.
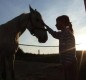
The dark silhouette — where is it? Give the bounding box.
[84,0,86,11]
[15,49,86,80]
[0,6,48,80]
[44,15,77,80]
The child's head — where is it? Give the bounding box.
[56,15,73,33]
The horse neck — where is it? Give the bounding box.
[0,13,30,38]
[18,13,30,36]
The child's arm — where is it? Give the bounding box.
[45,24,54,33]
[44,24,60,39]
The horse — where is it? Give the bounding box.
[0,6,48,80]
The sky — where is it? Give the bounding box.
[0,0,86,54]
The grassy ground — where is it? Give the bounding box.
[14,60,65,80]
[14,50,86,80]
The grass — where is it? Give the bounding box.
[14,50,86,80]
[14,61,65,80]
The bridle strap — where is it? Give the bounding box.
[18,13,47,35]
[28,13,35,35]
[29,13,47,33]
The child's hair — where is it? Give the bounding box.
[56,15,74,33]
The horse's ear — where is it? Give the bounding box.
[29,5,34,13]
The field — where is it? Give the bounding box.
[14,61,64,80]
[14,50,86,80]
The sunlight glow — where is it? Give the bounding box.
[76,35,86,50]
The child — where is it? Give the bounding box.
[44,15,77,80]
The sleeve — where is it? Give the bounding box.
[47,26,61,39]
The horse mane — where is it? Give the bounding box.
[0,13,29,36]
[0,13,27,27]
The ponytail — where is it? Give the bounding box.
[68,22,74,33]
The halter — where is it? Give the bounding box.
[29,13,47,35]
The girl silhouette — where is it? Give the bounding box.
[44,15,77,80]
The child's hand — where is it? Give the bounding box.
[43,23,50,30]
[42,22,51,31]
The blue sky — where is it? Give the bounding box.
[0,0,86,54]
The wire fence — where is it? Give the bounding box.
[19,43,80,47]
[19,43,81,54]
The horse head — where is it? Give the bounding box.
[27,6,48,43]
